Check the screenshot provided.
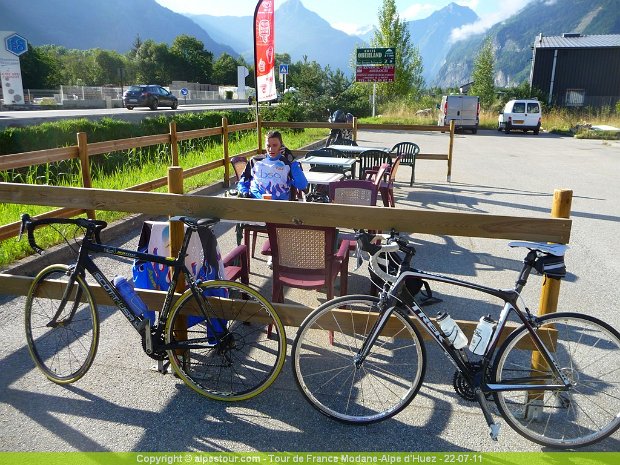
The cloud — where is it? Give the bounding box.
[400,3,437,21]
[449,2,533,43]
[331,22,374,36]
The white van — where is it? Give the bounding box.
[498,99,542,134]
[437,95,480,134]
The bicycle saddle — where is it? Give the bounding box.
[508,241,568,256]
[170,216,220,228]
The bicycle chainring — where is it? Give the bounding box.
[142,328,168,361]
[453,362,484,402]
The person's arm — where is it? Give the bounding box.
[290,160,308,191]
[237,160,253,195]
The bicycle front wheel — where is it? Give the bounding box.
[292,295,426,424]
[165,280,286,401]
[25,264,99,384]
[492,312,620,448]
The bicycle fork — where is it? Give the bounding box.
[353,303,396,368]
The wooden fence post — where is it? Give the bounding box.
[170,121,179,166]
[256,114,263,154]
[530,189,572,395]
[538,189,573,315]
[168,166,186,352]
[77,132,95,219]
[352,116,358,141]
[222,117,230,187]
[447,120,455,182]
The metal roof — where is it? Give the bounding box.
[534,34,620,49]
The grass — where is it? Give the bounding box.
[0,127,328,268]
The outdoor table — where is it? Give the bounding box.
[327,144,390,156]
[300,156,357,170]
[304,171,344,191]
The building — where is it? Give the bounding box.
[530,33,620,107]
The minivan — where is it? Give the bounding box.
[437,95,480,134]
[498,99,541,134]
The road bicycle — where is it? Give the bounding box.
[20,214,286,401]
[292,230,620,448]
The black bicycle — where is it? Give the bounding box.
[292,230,620,448]
[20,214,286,401]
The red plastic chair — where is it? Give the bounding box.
[365,157,401,207]
[265,223,349,303]
[222,245,249,285]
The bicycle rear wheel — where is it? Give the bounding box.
[25,264,99,383]
[293,295,426,424]
[492,312,620,448]
[165,280,286,401]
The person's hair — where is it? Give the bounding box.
[266,130,283,144]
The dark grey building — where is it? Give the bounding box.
[530,33,620,107]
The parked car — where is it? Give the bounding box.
[123,85,178,110]
[437,95,480,134]
[498,99,541,134]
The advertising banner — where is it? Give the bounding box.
[253,0,277,102]
[355,65,395,83]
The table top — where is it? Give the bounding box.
[300,156,357,168]
[328,144,389,155]
[304,171,344,185]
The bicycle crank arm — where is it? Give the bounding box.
[475,388,501,441]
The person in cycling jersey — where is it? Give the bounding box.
[237,130,308,200]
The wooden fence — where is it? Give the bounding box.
[0,116,569,337]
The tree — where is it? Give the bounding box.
[20,45,62,88]
[93,49,126,86]
[212,53,239,85]
[134,40,175,84]
[372,0,424,99]
[469,38,496,109]
[170,35,213,83]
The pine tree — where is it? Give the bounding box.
[470,38,496,109]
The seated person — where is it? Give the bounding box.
[237,131,308,199]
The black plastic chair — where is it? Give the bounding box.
[390,142,420,186]
[356,149,391,180]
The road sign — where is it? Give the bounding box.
[4,33,28,57]
[356,47,395,65]
[180,88,188,96]
[355,65,395,83]
[279,64,289,75]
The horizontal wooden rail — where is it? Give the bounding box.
[262,120,339,130]
[228,121,257,132]
[0,146,79,171]
[88,134,172,155]
[418,153,449,160]
[357,123,447,132]
[0,183,572,243]
[0,207,86,242]
[1,273,543,347]
[176,127,223,142]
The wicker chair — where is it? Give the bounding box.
[266,223,349,303]
[328,179,378,251]
[390,142,420,186]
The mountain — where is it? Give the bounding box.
[0,0,237,57]
[435,0,620,88]
[192,0,364,73]
[406,3,478,85]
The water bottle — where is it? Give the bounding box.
[436,312,468,349]
[112,276,149,317]
[469,315,496,355]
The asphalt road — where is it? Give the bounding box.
[0,129,619,453]
[0,102,253,128]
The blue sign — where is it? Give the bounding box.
[180,87,188,96]
[5,33,28,57]
[279,64,289,75]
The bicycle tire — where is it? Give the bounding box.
[25,264,99,384]
[492,312,620,448]
[164,280,286,401]
[292,295,426,424]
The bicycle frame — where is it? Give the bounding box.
[52,224,221,355]
[358,259,572,396]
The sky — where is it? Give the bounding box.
[155,0,533,39]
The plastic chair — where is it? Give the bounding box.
[222,245,249,285]
[266,223,349,304]
[365,158,399,207]
[390,142,420,186]
[357,149,391,180]
[329,179,378,251]
[230,155,249,183]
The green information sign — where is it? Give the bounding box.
[356,47,395,65]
